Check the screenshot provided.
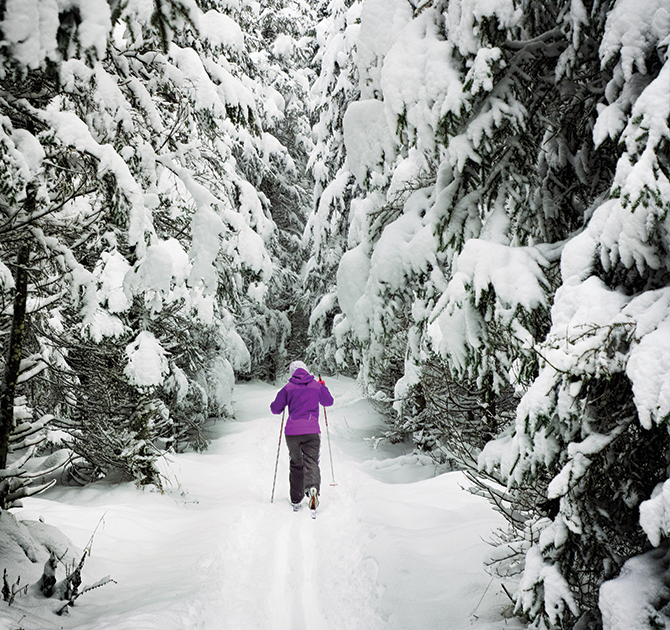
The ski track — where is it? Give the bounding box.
[216,499,339,630]
[10,378,517,630]
[196,380,386,630]
[300,517,325,630]
[269,516,293,630]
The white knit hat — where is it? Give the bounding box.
[289,360,308,375]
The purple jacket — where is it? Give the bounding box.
[270,369,334,435]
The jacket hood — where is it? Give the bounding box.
[289,368,314,385]
[289,360,308,375]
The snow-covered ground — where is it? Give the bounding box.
[3,377,522,630]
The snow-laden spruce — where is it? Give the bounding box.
[0,0,313,493]
[305,0,670,627]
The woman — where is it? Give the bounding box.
[270,361,334,511]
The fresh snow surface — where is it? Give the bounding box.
[6,378,520,630]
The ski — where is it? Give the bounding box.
[310,508,316,519]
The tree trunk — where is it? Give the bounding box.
[0,245,30,470]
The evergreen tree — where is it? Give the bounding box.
[303,0,362,374]
[0,0,309,488]
[309,0,669,626]
[232,0,317,379]
[479,1,670,626]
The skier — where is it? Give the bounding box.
[270,361,334,513]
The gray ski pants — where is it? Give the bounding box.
[285,433,321,504]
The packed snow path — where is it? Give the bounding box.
[12,378,521,630]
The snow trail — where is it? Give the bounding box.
[9,377,520,630]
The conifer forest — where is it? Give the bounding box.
[0,1,669,628]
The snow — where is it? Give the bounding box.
[11,129,45,178]
[447,134,482,171]
[169,44,227,115]
[93,64,133,135]
[131,239,190,303]
[7,378,521,630]
[1,0,58,68]
[539,275,670,433]
[393,349,421,414]
[39,109,152,256]
[640,479,670,548]
[599,0,670,80]
[164,364,190,406]
[200,9,245,52]
[615,59,670,191]
[387,149,428,199]
[82,309,126,343]
[356,0,413,99]
[547,429,624,500]
[448,240,548,316]
[599,544,670,630]
[68,0,112,59]
[3,0,667,626]
[427,239,549,377]
[380,10,459,153]
[309,292,338,329]
[95,251,132,314]
[337,194,443,352]
[336,243,370,323]
[0,261,15,291]
[445,0,521,57]
[201,356,236,417]
[627,320,670,430]
[187,203,226,295]
[381,213,431,288]
[0,509,77,596]
[482,268,670,496]
[272,33,295,59]
[124,331,170,389]
[343,99,396,187]
[1,0,112,69]
[347,191,384,248]
[218,312,251,373]
[566,0,589,50]
[517,546,579,625]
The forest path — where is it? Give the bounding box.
[13,377,520,630]
[210,379,387,630]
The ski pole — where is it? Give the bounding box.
[323,405,337,486]
[271,408,286,503]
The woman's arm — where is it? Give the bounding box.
[270,387,288,414]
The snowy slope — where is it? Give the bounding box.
[5,378,522,630]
